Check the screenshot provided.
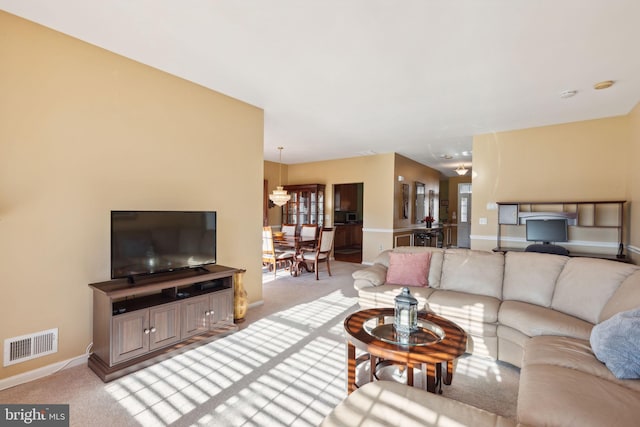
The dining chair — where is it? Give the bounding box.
[281,224,297,237]
[300,224,318,240]
[298,227,335,280]
[262,226,296,277]
[299,224,318,251]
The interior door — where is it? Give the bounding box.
[457,183,472,248]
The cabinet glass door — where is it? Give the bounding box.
[282,184,325,228]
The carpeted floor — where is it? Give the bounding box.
[0,261,519,426]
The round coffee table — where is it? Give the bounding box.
[344,308,467,394]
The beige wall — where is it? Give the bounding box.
[0,12,264,379]
[471,115,632,255]
[284,153,440,262]
[629,103,640,263]
[286,154,394,262]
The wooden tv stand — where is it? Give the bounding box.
[88,265,240,382]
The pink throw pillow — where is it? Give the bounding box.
[386,252,432,287]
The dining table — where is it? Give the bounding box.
[273,235,318,276]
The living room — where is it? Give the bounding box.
[1,3,640,425]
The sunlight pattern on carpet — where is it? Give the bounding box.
[453,354,503,382]
[105,290,358,426]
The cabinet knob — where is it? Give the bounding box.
[150,327,156,333]
[205,310,210,316]
[144,329,150,334]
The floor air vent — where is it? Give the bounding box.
[3,328,58,366]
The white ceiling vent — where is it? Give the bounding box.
[3,328,58,367]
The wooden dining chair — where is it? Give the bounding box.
[299,227,335,280]
[281,224,297,237]
[299,224,318,251]
[262,226,296,277]
[300,224,318,240]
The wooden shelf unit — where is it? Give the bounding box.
[88,264,239,382]
[495,201,626,257]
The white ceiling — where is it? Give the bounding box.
[2,1,640,176]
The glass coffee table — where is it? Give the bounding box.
[344,308,467,394]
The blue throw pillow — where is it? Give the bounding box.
[590,307,640,379]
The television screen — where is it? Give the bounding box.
[111,211,216,279]
[525,218,568,244]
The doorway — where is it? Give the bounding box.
[457,183,472,248]
[333,183,363,263]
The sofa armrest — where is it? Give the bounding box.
[352,264,387,290]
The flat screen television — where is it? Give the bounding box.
[526,218,568,244]
[111,211,216,280]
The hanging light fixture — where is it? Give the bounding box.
[269,146,291,206]
[455,164,469,176]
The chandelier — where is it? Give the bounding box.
[269,147,291,206]
[455,164,469,176]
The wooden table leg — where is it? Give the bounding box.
[346,341,356,394]
[407,365,414,387]
[369,354,376,383]
[444,360,454,385]
[425,363,436,392]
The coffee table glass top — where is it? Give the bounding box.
[362,315,445,347]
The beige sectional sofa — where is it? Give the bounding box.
[323,246,640,427]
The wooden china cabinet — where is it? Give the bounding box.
[282,184,325,228]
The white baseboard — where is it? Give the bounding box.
[0,353,89,391]
[248,300,264,309]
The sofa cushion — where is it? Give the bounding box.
[321,381,519,427]
[386,251,432,287]
[440,249,504,299]
[503,252,568,307]
[498,301,593,341]
[590,307,640,379]
[600,269,640,322]
[496,325,530,368]
[428,289,500,333]
[551,257,637,324]
[518,363,640,427]
[522,335,640,392]
[357,284,434,310]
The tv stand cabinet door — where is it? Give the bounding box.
[210,289,234,327]
[181,295,210,339]
[149,303,181,351]
[111,310,150,365]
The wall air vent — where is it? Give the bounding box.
[3,328,58,367]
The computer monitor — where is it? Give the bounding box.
[525,219,568,244]
[525,218,569,255]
